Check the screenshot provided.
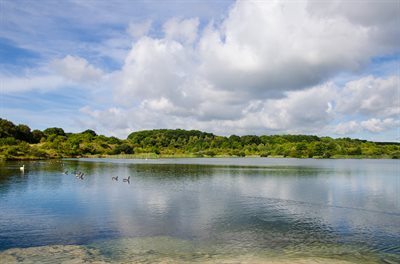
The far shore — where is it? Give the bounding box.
[1,153,397,161]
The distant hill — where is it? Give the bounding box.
[1,118,399,160]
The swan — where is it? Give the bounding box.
[20,165,25,171]
[123,176,130,183]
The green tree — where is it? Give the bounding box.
[15,124,32,142]
[32,130,45,143]
[0,118,16,138]
[113,144,134,154]
[43,127,65,137]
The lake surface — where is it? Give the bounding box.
[0,158,399,263]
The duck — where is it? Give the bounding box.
[112,176,119,181]
[123,176,130,183]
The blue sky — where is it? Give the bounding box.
[0,0,399,141]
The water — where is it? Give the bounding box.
[0,158,399,263]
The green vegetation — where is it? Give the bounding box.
[1,118,399,160]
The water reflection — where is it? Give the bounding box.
[0,158,399,263]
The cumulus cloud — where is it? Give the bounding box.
[334,118,400,135]
[80,82,338,137]
[336,75,400,117]
[127,20,152,39]
[54,1,400,139]
[334,121,362,135]
[196,0,398,97]
[112,0,399,118]
[51,55,103,83]
[200,83,337,135]
[163,17,199,44]
[307,0,400,52]
[114,36,196,106]
[361,118,400,133]
[83,69,400,139]
[5,0,398,139]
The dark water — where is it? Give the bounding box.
[0,158,399,263]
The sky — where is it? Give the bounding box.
[0,0,399,141]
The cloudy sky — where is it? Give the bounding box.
[1,0,399,141]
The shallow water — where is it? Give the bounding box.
[0,158,399,263]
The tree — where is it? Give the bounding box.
[0,118,16,138]
[81,129,97,137]
[241,135,262,145]
[43,127,65,137]
[32,130,45,143]
[15,124,32,142]
[113,144,134,154]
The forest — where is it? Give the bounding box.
[1,118,399,160]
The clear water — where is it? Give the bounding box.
[0,158,399,263]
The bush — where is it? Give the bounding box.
[0,137,18,145]
[231,150,245,157]
[113,144,134,154]
[204,150,216,157]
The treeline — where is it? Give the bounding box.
[1,118,399,160]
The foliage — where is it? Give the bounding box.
[0,118,399,160]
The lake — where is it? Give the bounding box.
[0,158,399,263]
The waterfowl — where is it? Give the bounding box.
[20,165,25,171]
[75,171,84,179]
[112,176,118,181]
[123,176,130,183]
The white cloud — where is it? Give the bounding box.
[0,55,104,94]
[141,97,175,112]
[113,0,399,114]
[361,118,400,133]
[336,75,400,117]
[196,0,397,97]
[127,20,152,38]
[80,82,338,137]
[88,0,398,138]
[307,0,399,27]
[210,83,337,135]
[114,36,195,106]
[83,69,400,138]
[307,0,400,52]
[163,17,199,44]
[3,0,399,140]
[334,118,400,135]
[51,55,103,83]
[334,121,362,135]
[0,74,65,93]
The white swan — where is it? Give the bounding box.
[20,165,25,171]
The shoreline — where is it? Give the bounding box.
[0,242,393,264]
[1,153,397,161]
